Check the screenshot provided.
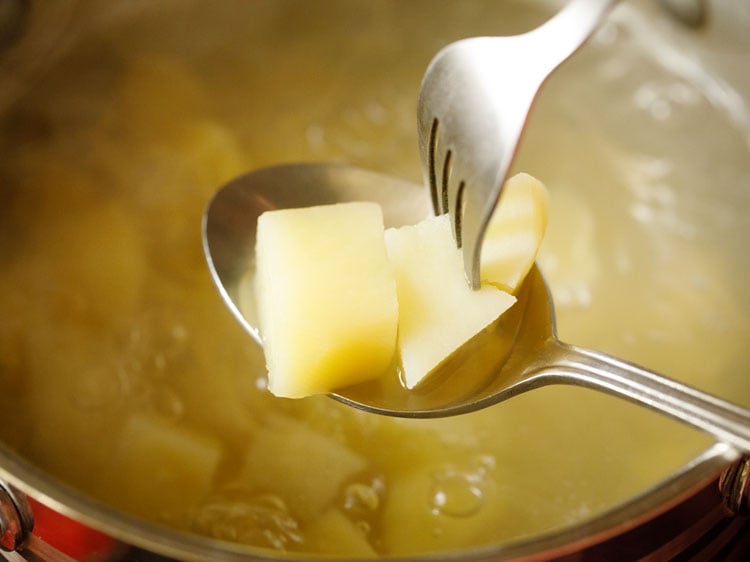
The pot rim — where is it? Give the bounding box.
[0,441,741,561]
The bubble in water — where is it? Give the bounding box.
[476,454,496,474]
[193,491,303,551]
[430,473,484,518]
[343,482,380,512]
[355,520,372,535]
[339,475,384,543]
[429,457,496,519]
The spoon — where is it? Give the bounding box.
[203,162,750,453]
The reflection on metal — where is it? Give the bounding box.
[0,479,33,552]
[720,457,750,516]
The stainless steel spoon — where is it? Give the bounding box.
[202,162,750,453]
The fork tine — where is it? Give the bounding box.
[427,118,441,215]
[427,116,466,246]
[438,148,462,244]
[427,117,456,219]
[439,149,452,217]
[453,179,466,249]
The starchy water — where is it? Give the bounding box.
[0,0,747,557]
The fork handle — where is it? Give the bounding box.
[529,0,618,70]
[539,341,750,454]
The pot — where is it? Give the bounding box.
[1,1,749,560]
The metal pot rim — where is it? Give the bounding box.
[0,442,742,561]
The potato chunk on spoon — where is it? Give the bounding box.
[202,162,750,454]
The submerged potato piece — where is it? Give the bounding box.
[385,215,516,389]
[99,413,221,523]
[24,323,125,491]
[241,415,368,521]
[481,173,549,293]
[255,202,398,398]
[304,508,377,557]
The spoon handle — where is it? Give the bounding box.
[544,342,750,453]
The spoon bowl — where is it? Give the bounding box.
[203,163,750,452]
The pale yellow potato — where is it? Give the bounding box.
[385,215,516,389]
[481,172,549,293]
[304,508,377,557]
[98,413,222,525]
[255,202,398,398]
[24,322,126,492]
[241,415,369,521]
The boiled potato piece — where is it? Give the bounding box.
[481,173,549,293]
[385,215,516,389]
[255,202,398,398]
[24,323,125,492]
[241,415,368,521]
[99,413,221,524]
[304,508,377,557]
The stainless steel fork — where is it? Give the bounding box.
[417,0,617,289]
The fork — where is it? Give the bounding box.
[418,0,617,289]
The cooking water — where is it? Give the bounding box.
[0,0,748,556]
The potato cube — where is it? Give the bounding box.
[99,413,221,524]
[304,508,377,557]
[481,172,549,293]
[241,415,368,521]
[384,215,516,389]
[255,202,398,398]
